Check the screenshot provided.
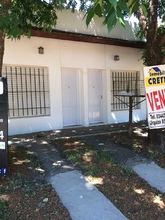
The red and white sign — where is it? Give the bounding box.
[144,65,165,129]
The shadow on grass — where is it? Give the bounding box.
[51,132,165,220]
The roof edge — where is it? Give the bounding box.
[31,28,146,49]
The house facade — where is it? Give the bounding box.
[3,10,146,136]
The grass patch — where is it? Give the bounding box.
[55,139,125,177]
[0,199,18,220]
[95,150,115,163]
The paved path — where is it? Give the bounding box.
[133,162,165,193]
[49,170,128,220]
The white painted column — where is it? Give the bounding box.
[82,68,89,126]
[102,69,108,123]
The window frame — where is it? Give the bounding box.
[111,70,144,111]
[2,65,51,118]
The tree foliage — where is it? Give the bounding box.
[0,0,64,75]
[0,0,62,39]
[81,0,165,65]
[1,0,165,67]
[84,0,129,32]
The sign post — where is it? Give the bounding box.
[144,65,165,130]
[0,77,8,176]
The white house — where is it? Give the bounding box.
[3,10,146,135]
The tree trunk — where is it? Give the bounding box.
[0,1,11,77]
[146,0,160,65]
[0,31,5,77]
[148,129,159,144]
[145,0,162,144]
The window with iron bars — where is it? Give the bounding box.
[2,65,50,118]
[111,70,145,111]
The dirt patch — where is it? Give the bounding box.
[1,126,165,220]
[107,130,165,168]
[0,146,71,220]
[51,129,165,220]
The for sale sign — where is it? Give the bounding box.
[144,65,165,129]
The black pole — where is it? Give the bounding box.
[129,96,133,137]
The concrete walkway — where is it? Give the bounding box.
[49,170,128,220]
[9,122,165,220]
[132,162,165,193]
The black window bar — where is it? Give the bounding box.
[2,65,50,118]
[111,70,145,111]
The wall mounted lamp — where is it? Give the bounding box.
[38,46,44,54]
[114,55,120,61]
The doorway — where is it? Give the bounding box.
[61,68,80,126]
[88,69,103,124]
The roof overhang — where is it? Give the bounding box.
[31,28,146,49]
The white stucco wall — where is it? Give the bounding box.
[56,10,140,41]
[4,35,146,135]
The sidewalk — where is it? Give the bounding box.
[49,170,128,220]
[9,121,165,220]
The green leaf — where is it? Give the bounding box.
[85,8,95,26]
[95,4,102,17]
[141,4,147,17]
[129,0,140,14]
[118,0,129,13]
[117,6,126,27]
[107,11,117,32]
[127,0,136,7]
[118,17,125,27]
[109,0,117,9]
[103,6,113,25]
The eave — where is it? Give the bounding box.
[31,28,146,49]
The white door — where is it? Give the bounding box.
[88,69,103,124]
[62,68,80,126]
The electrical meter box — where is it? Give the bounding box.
[0,77,8,176]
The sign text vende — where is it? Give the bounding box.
[144,66,165,129]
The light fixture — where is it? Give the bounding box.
[38,46,44,54]
[114,55,120,61]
